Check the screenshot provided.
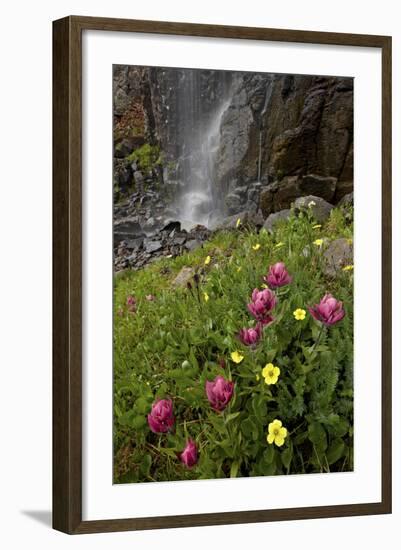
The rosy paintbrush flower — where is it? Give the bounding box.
[308,293,345,326]
[205,375,234,412]
[147,399,175,433]
[247,288,276,325]
[264,262,292,289]
[238,323,263,346]
[126,294,136,313]
[179,439,198,468]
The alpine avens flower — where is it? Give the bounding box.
[147,399,175,434]
[293,308,306,321]
[262,363,280,385]
[231,351,244,364]
[264,262,292,289]
[205,375,234,412]
[247,288,276,325]
[308,293,345,326]
[179,439,198,468]
[267,419,288,447]
[238,323,263,346]
[313,238,324,247]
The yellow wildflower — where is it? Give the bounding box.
[262,363,280,385]
[203,292,209,302]
[293,308,306,321]
[231,351,244,364]
[236,218,241,228]
[313,238,324,247]
[204,255,211,265]
[261,283,268,289]
[275,242,284,249]
[255,373,260,382]
[312,224,322,229]
[343,264,354,272]
[267,419,288,447]
[252,243,261,251]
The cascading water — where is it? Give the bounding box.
[173,71,231,230]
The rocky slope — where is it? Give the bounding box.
[113,65,353,270]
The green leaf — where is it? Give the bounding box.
[139,453,152,476]
[308,422,327,451]
[281,443,293,469]
[326,439,346,465]
[230,461,240,478]
[132,415,147,429]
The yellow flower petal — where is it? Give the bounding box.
[231,351,244,364]
[236,218,241,228]
[293,308,306,320]
[342,264,354,271]
[279,427,288,438]
[203,292,209,302]
[267,433,275,444]
[312,224,322,229]
[252,243,261,251]
[275,436,285,447]
[273,367,280,377]
[204,255,211,265]
[313,239,323,247]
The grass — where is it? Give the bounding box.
[113,205,354,483]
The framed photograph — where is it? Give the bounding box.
[53,16,392,534]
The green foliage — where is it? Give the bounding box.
[113,206,354,482]
[126,143,163,173]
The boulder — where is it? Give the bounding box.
[263,209,292,232]
[144,240,163,253]
[338,192,354,208]
[225,193,243,215]
[323,238,353,277]
[172,266,195,288]
[294,195,334,223]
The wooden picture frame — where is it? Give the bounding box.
[53,15,392,534]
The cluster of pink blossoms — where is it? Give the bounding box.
[147,375,235,468]
[142,259,346,470]
[239,262,291,347]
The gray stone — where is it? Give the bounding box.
[263,209,292,232]
[323,238,353,277]
[185,239,202,252]
[173,236,187,246]
[145,240,163,253]
[338,192,354,207]
[126,237,144,251]
[172,266,195,287]
[225,193,243,215]
[294,195,334,223]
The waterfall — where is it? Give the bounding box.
[174,71,230,230]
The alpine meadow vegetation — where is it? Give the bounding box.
[113,204,353,483]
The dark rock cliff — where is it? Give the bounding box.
[113,65,353,221]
